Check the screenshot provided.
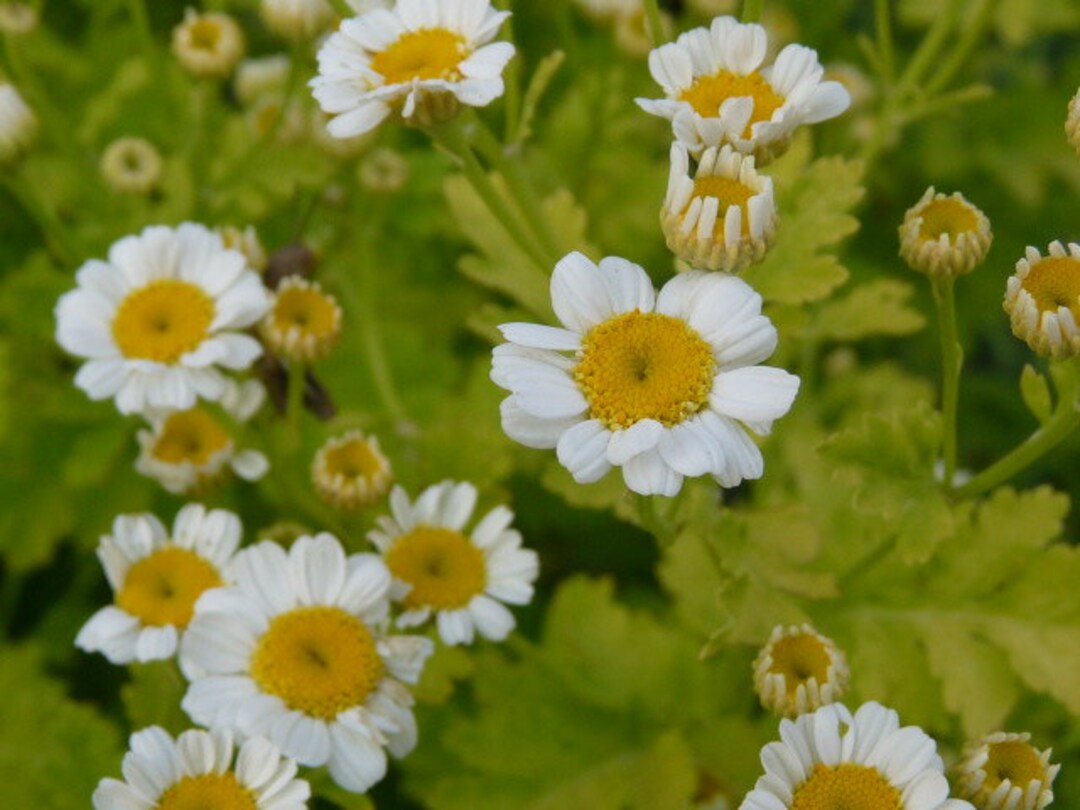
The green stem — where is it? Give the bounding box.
[286,360,306,447]
[953,403,1080,500]
[924,0,998,96]
[356,242,409,426]
[874,0,895,82]
[931,276,962,487]
[642,0,668,44]
[125,0,155,64]
[892,0,965,101]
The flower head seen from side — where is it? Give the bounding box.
[740,701,976,810]
[55,223,270,415]
[662,141,777,273]
[369,480,539,645]
[899,187,992,278]
[180,533,435,794]
[1066,86,1080,157]
[93,726,310,810]
[312,430,394,510]
[75,505,243,665]
[261,0,336,42]
[752,623,849,718]
[0,80,37,165]
[955,732,1059,810]
[1004,241,1080,359]
[636,16,850,163]
[310,0,515,138]
[492,252,800,496]
[260,276,343,363]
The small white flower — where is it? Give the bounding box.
[180,533,434,794]
[955,731,1059,810]
[369,481,539,645]
[99,137,163,195]
[636,16,850,162]
[1004,240,1080,359]
[93,726,310,810]
[752,623,849,717]
[261,276,343,363]
[0,81,37,164]
[75,505,243,665]
[491,252,799,496]
[312,430,394,510]
[310,0,515,137]
[54,223,270,415]
[172,8,245,79]
[899,187,992,278]
[260,0,336,41]
[740,701,975,810]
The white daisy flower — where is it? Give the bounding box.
[636,16,850,162]
[310,0,515,138]
[956,732,1059,810]
[740,701,976,810]
[54,223,270,415]
[368,480,539,645]
[172,9,246,79]
[93,726,310,810]
[491,252,800,496]
[1004,241,1080,359]
[75,504,243,665]
[180,533,434,794]
[312,430,394,510]
[99,137,163,196]
[752,623,849,718]
[0,81,37,164]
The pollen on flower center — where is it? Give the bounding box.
[370,28,467,85]
[189,19,223,51]
[250,606,384,720]
[768,633,831,695]
[151,408,231,465]
[157,772,257,810]
[790,763,901,810]
[1021,256,1080,315]
[983,741,1046,790]
[273,287,336,334]
[917,197,979,240]
[324,437,384,479]
[692,175,754,236]
[573,311,715,430]
[116,546,223,628]
[385,526,486,610]
[111,279,214,363]
[680,70,784,135]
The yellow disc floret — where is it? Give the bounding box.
[767,633,831,697]
[312,431,393,510]
[680,70,784,135]
[691,175,754,237]
[151,408,231,466]
[157,773,257,810]
[1020,256,1080,319]
[790,764,901,810]
[262,277,342,362]
[573,311,715,430]
[250,606,384,720]
[116,546,223,628]
[371,29,467,84]
[917,196,980,241]
[385,526,486,611]
[981,741,1047,794]
[112,280,214,363]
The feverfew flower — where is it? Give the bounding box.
[99,137,163,195]
[93,726,310,810]
[752,623,849,717]
[310,0,515,137]
[492,252,799,496]
[312,430,394,509]
[369,481,539,645]
[1004,241,1080,359]
[172,8,245,79]
[0,81,37,164]
[662,141,776,272]
[260,0,336,41]
[1067,86,1080,157]
[75,505,242,664]
[636,16,850,162]
[955,732,1059,810]
[899,187,992,278]
[54,223,270,415]
[740,701,975,810]
[0,3,36,35]
[180,534,434,794]
[260,276,343,363]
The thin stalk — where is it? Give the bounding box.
[642,0,668,44]
[286,359,306,447]
[740,0,764,23]
[356,241,409,426]
[932,276,962,486]
[892,0,965,101]
[874,0,895,83]
[924,0,998,95]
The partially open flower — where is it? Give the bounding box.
[1067,86,1080,157]
[752,623,849,717]
[899,187,992,278]
[99,137,162,195]
[234,54,291,106]
[0,3,36,34]
[1004,241,1080,359]
[662,142,776,273]
[955,732,1059,810]
[261,276,343,363]
[172,9,245,79]
[312,430,393,509]
[0,81,37,165]
[217,224,268,273]
[260,0,336,42]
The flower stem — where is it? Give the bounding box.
[874,0,895,82]
[642,0,668,44]
[931,276,962,487]
[325,0,354,17]
[125,0,156,64]
[286,359,306,447]
[741,0,764,23]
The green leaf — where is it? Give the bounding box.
[1020,364,1053,424]
[815,279,926,341]
[0,644,123,809]
[120,661,191,735]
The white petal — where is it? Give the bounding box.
[606,419,664,465]
[556,419,613,483]
[709,366,800,422]
[497,322,581,351]
[621,448,683,496]
[499,396,579,449]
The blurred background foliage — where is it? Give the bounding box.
[1,0,1078,807]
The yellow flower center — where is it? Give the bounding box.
[917,197,979,241]
[680,70,784,136]
[116,546,223,628]
[250,606,383,720]
[370,28,467,85]
[983,741,1045,791]
[691,175,755,237]
[385,526,486,610]
[151,408,231,466]
[768,633,831,696]
[1022,256,1080,317]
[156,772,256,810]
[791,764,901,810]
[323,437,386,481]
[188,19,223,52]
[112,279,214,363]
[573,311,715,430]
[272,285,338,338]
